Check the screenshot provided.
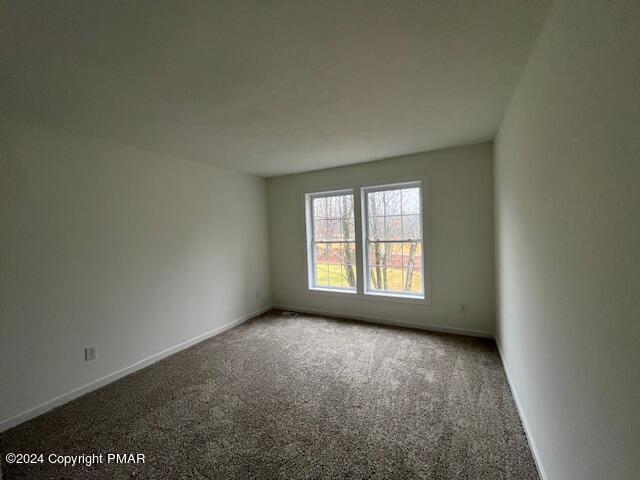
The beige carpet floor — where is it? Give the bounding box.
[0,310,539,479]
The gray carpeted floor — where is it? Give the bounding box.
[1,310,539,479]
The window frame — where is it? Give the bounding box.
[304,179,430,303]
[361,181,426,300]
[305,189,357,294]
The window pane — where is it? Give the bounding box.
[401,188,420,214]
[385,189,402,216]
[369,265,382,290]
[328,255,343,288]
[339,218,355,240]
[402,242,422,271]
[342,262,357,288]
[325,196,341,218]
[368,216,385,240]
[327,219,342,240]
[385,216,402,240]
[386,242,403,269]
[323,242,357,290]
[327,243,341,265]
[314,218,328,241]
[316,263,329,287]
[369,263,404,293]
[339,195,354,218]
[315,243,329,263]
[402,242,423,294]
[404,269,423,294]
[368,242,403,293]
[402,214,421,239]
[368,242,387,266]
[386,266,404,292]
[368,191,385,217]
[328,243,342,288]
[342,242,356,265]
[327,262,343,289]
[313,197,328,219]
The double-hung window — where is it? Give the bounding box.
[362,182,424,298]
[306,190,357,292]
[305,181,426,300]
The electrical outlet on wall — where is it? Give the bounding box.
[84,346,97,362]
[458,303,467,313]
[255,291,260,300]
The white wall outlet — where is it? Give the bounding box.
[84,346,97,362]
[255,291,260,300]
[458,303,467,313]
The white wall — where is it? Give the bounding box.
[494,1,640,479]
[0,119,271,428]
[267,142,495,336]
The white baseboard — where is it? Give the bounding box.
[495,339,548,480]
[0,306,271,433]
[273,304,494,339]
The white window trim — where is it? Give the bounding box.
[361,181,426,300]
[304,179,430,304]
[305,189,357,294]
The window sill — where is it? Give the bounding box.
[364,291,425,301]
[363,291,428,305]
[307,287,430,305]
[308,287,357,297]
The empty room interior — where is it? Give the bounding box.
[1,1,638,479]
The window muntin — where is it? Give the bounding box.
[363,183,424,298]
[307,191,357,291]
